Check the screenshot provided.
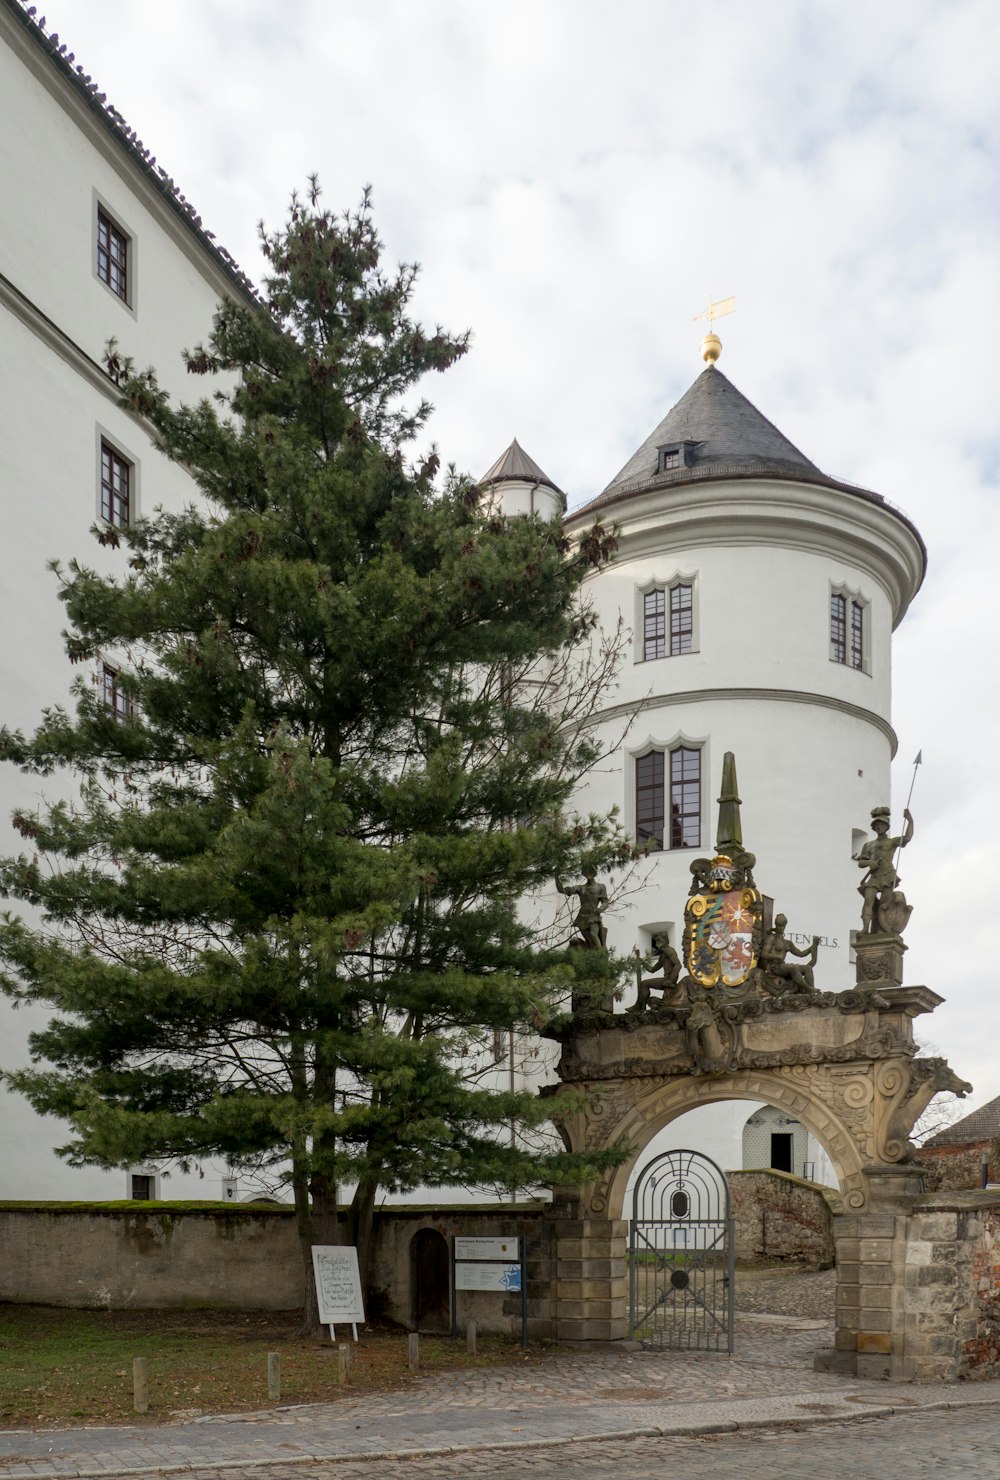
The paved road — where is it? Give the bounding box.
[171,1404,1000,1479]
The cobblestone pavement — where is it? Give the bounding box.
[0,1269,996,1480]
[734,1264,836,1319]
[158,1404,1000,1479]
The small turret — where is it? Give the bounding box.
[478,438,564,521]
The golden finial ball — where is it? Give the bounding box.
[701,332,722,365]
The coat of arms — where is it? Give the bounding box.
[683,853,762,987]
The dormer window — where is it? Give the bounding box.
[656,441,698,474]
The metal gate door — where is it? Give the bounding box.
[629,1148,734,1352]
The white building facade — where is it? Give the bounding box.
[0,0,253,1200]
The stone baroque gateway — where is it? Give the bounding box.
[540,751,973,1379]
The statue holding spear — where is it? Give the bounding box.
[855,752,921,936]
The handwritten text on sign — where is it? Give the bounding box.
[311,1245,365,1324]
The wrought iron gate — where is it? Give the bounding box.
[629,1148,734,1352]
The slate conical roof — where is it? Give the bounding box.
[570,364,864,520]
[607,366,820,492]
[479,438,563,496]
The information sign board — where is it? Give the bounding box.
[455,1261,522,1292]
[453,1236,519,1262]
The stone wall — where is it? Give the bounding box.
[918,1141,999,1192]
[729,1170,835,1265]
[903,1194,1000,1381]
[0,1204,302,1310]
[367,1206,552,1338]
[0,1202,552,1337]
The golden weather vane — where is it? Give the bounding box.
[692,295,736,364]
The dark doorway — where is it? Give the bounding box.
[770,1133,793,1172]
[411,1229,450,1332]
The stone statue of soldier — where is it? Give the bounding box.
[856,806,914,936]
[555,872,609,951]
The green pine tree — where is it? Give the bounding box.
[0,184,632,1322]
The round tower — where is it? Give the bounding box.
[565,345,926,985]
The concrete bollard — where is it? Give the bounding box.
[337,1345,351,1385]
[132,1357,149,1414]
[408,1332,420,1371]
[267,1352,281,1400]
[466,1319,477,1357]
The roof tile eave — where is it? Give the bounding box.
[2,0,258,304]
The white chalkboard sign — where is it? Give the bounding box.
[311,1245,365,1325]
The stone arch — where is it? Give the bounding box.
[410,1227,450,1332]
[587,1069,868,1220]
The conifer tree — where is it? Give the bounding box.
[0,184,629,1316]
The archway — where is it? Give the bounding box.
[543,984,968,1375]
[586,1066,869,1223]
[410,1228,450,1332]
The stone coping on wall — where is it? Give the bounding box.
[0,1199,550,1216]
[911,1190,1000,1212]
[729,1168,841,1202]
[0,1200,293,1215]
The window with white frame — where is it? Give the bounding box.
[830,586,868,671]
[640,578,696,661]
[102,664,132,724]
[635,744,701,850]
[97,207,129,301]
[100,440,131,527]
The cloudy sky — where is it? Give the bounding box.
[29,0,1000,1104]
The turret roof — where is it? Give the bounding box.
[606,366,821,491]
[568,364,898,521]
[479,438,563,496]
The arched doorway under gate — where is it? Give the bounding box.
[629,1149,734,1353]
[542,982,970,1378]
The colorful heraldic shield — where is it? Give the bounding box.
[685,866,761,987]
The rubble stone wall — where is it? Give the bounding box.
[729,1170,835,1265]
[902,1194,1000,1380]
[918,1141,999,1192]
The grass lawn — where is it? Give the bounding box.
[0,1306,543,1429]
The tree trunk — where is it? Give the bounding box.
[292,1166,323,1335]
[348,1175,379,1292]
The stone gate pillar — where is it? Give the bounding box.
[817,1164,925,1379]
[545,1189,628,1342]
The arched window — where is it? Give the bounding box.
[636,745,701,850]
[642,581,694,661]
[830,586,868,671]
